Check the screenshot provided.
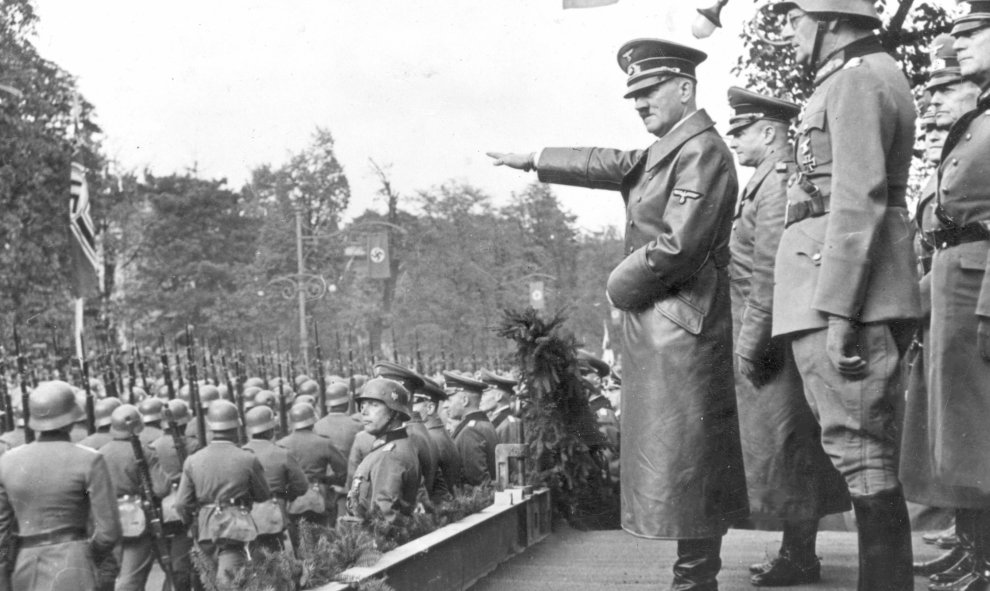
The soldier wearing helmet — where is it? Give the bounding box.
[346,378,421,521]
[184,384,220,446]
[149,398,201,591]
[314,381,364,516]
[0,381,122,591]
[278,402,347,527]
[79,397,124,450]
[374,362,440,496]
[100,404,169,591]
[442,371,499,487]
[243,406,309,554]
[174,400,269,590]
[761,0,920,586]
[137,396,166,446]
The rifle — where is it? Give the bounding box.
[313,321,326,416]
[185,327,206,446]
[414,330,423,375]
[13,328,33,443]
[162,405,189,467]
[220,347,245,445]
[173,351,184,390]
[0,356,11,433]
[79,336,96,435]
[124,415,176,589]
[160,335,176,401]
[335,331,345,376]
[136,346,150,393]
[276,339,288,436]
[127,352,138,404]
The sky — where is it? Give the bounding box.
[33,0,776,231]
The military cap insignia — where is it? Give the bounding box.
[774,162,789,173]
[672,188,702,204]
[621,48,635,66]
[390,392,399,402]
[628,63,640,76]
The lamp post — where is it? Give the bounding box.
[295,205,308,367]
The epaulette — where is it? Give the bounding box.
[468,420,477,428]
[842,57,863,70]
[507,416,517,423]
[597,408,609,418]
[774,162,789,174]
[383,442,396,452]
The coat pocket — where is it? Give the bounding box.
[654,261,717,335]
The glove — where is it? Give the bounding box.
[825,315,867,378]
[979,317,990,362]
[485,152,536,171]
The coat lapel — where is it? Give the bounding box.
[644,109,716,172]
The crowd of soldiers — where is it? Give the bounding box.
[0,347,624,591]
[488,0,990,589]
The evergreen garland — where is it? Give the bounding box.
[497,307,618,526]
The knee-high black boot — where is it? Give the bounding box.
[931,510,976,586]
[931,510,990,591]
[672,537,723,591]
[750,519,822,586]
[851,488,913,591]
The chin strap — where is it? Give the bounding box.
[807,19,829,78]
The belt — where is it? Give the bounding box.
[925,223,990,250]
[19,528,87,549]
[784,176,829,227]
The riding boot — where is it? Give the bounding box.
[932,511,976,586]
[672,537,723,591]
[750,519,821,586]
[851,488,913,591]
[918,547,969,577]
[930,510,990,591]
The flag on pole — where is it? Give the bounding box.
[367,231,391,279]
[69,162,100,298]
[563,0,619,7]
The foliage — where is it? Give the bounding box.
[497,308,617,524]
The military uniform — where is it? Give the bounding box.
[150,429,201,591]
[79,428,114,450]
[174,438,270,590]
[0,432,122,591]
[242,438,309,551]
[278,428,347,523]
[312,411,362,474]
[725,88,849,526]
[348,430,375,483]
[405,415,440,494]
[490,405,523,445]
[100,429,169,591]
[450,410,498,486]
[0,428,25,454]
[346,427,421,522]
[425,415,462,492]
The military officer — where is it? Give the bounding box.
[373,362,440,496]
[488,38,748,589]
[766,0,921,586]
[724,87,850,586]
[442,371,498,486]
[901,36,980,583]
[278,402,347,526]
[79,396,123,450]
[479,370,523,445]
[923,3,990,589]
[0,381,122,591]
[243,406,309,553]
[414,376,463,495]
[100,404,169,591]
[174,400,270,591]
[347,378,421,522]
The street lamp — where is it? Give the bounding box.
[692,0,729,38]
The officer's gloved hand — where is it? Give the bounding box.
[826,316,867,378]
[978,316,990,362]
[485,152,536,172]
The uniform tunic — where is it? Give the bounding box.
[0,432,122,591]
[347,428,420,522]
[537,109,749,539]
[277,429,347,491]
[405,416,439,493]
[491,406,523,445]
[348,430,375,483]
[927,93,990,504]
[78,429,113,450]
[242,439,309,501]
[426,416,463,492]
[173,439,270,528]
[729,148,849,521]
[451,411,498,486]
[313,412,363,482]
[772,36,920,497]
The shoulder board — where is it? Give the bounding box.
[384,442,395,452]
[597,408,609,417]
[507,416,517,423]
[774,162,789,174]
[74,443,100,455]
[468,420,477,428]
[842,57,863,70]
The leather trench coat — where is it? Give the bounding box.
[537,109,749,539]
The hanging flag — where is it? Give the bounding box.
[367,231,391,279]
[563,0,619,8]
[70,162,100,298]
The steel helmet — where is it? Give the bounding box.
[244,376,265,389]
[771,0,880,28]
[94,397,123,428]
[199,385,221,409]
[110,404,144,438]
[254,390,278,409]
[245,405,278,435]
[325,383,350,409]
[206,399,241,431]
[28,381,84,432]
[298,379,319,396]
[289,403,317,430]
[355,378,412,422]
[164,399,192,427]
[138,397,164,423]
